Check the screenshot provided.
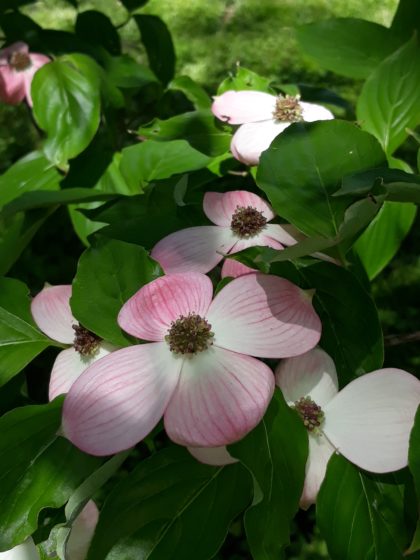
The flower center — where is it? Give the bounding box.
[9,52,32,72]
[273,95,303,122]
[293,396,324,435]
[230,205,267,238]
[73,324,102,356]
[165,313,214,355]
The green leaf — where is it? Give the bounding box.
[354,201,417,279]
[87,446,251,560]
[0,152,61,209]
[296,18,402,79]
[134,14,175,86]
[119,140,211,192]
[32,54,101,168]
[71,237,162,346]
[391,0,420,37]
[104,54,158,89]
[407,406,420,554]
[217,66,273,94]
[0,399,101,550]
[75,10,121,55]
[357,37,420,155]
[120,0,148,12]
[0,277,50,386]
[168,76,211,109]
[138,110,231,157]
[256,120,385,239]
[334,167,419,198]
[317,454,415,559]
[229,390,308,559]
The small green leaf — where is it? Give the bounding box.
[168,76,211,109]
[217,66,272,94]
[71,237,162,346]
[229,390,308,559]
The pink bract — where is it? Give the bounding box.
[151,190,298,274]
[62,271,321,456]
[0,42,50,106]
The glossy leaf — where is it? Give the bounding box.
[354,201,417,279]
[71,237,162,346]
[296,18,402,79]
[32,54,101,168]
[229,390,308,560]
[0,399,101,550]
[256,120,385,239]
[0,277,50,386]
[86,446,251,560]
[407,406,420,554]
[357,37,420,155]
[317,454,415,559]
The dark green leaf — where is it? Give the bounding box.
[75,10,121,55]
[120,0,148,11]
[104,54,158,89]
[32,54,101,168]
[391,0,420,37]
[71,237,162,346]
[357,37,420,155]
[168,76,211,109]
[318,454,415,559]
[0,12,42,47]
[407,406,420,554]
[0,151,61,209]
[87,446,251,560]
[0,277,50,386]
[229,390,308,559]
[0,399,101,549]
[256,120,385,238]
[134,14,175,86]
[296,18,402,79]
[334,167,419,198]
[0,0,36,12]
[138,110,231,157]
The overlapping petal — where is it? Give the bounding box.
[300,435,335,510]
[221,258,255,279]
[203,190,275,226]
[275,347,338,407]
[164,346,274,447]
[31,284,75,344]
[62,343,181,456]
[66,500,99,560]
[211,90,276,124]
[207,274,321,358]
[0,65,26,104]
[0,539,39,560]
[118,272,214,341]
[151,225,236,274]
[23,53,51,107]
[324,369,420,473]
[301,101,334,122]
[49,343,115,401]
[231,119,290,165]
[188,445,237,466]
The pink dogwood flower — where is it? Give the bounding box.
[31,285,116,400]
[62,272,321,456]
[212,90,334,165]
[0,42,50,107]
[276,347,420,508]
[151,190,298,275]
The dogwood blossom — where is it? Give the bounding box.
[0,42,49,106]
[62,272,321,456]
[31,285,116,400]
[212,90,334,165]
[151,190,298,274]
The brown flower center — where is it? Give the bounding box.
[273,95,303,122]
[165,313,214,355]
[293,396,324,435]
[73,324,102,356]
[230,205,267,238]
[9,51,32,72]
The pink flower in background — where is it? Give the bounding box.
[0,42,50,106]
[212,90,334,165]
[31,285,116,400]
[276,347,420,508]
[62,272,321,456]
[151,190,298,274]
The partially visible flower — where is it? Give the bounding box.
[275,347,420,508]
[0,501,99,560]
[151,190,298,274]
[0,42,50,106]
[62,272,321,456]
[212,90,334,165]
[31,285,116,400]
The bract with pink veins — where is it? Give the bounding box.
[62,272,321,456]
[0,42,50,107]
[212,90,334,165]
[31,285,116,400]
[151,190,299,274]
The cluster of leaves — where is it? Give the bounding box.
[0,0,420,559]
